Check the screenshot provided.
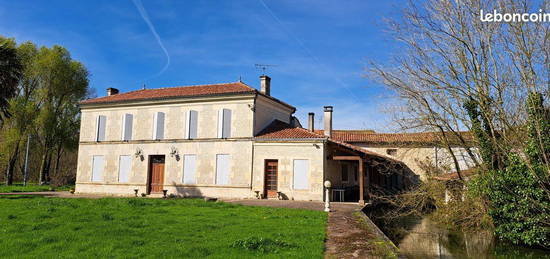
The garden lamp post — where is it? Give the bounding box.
[324,180,331,212]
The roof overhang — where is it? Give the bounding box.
[79,92,257,110]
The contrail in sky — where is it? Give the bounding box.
[132,0,170,79]
[259,0,360,102]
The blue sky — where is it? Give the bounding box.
[0,0,405,131]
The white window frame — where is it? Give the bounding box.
[118,155,132,183]
[152,112,165,140]
[182,154,197,184]
[121,114,133,141]
[96,115,106,141]
[217,108,232,138]
[292,159,309,190]
[185,110,198,139]
[215,154,231,185]
[91,155,105,182]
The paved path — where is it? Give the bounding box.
[225,199,396,258]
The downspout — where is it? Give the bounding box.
[250,93,258,194]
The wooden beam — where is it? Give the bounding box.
[329,143,361,156]
[332,156,361,161]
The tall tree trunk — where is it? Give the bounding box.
[5,145,20,185]
[38,149,48,185]
[53,143,62,176]
[45,150,53,183]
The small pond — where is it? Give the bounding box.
[365,212,549,258]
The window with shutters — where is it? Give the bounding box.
[217,109,232,138]
[182,155,197,184]
[118,155,131,183]
[91,155,105,182]
[293,159,309,190]
[121,114,133,141]
[215,154,230,185]
[185,110,198,139]
[96,115,106,141]
[153,112,165,140]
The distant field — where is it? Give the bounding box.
[0,183,73,193]
[0,197,326,258]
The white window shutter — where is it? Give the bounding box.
[183,155,197,184]
[152,113,157,139]
[188,110,198,139]
[184,110,190,139]
[91,155,105,182]
[96,115,106,141]
[217,109,224,138]
[222,109,231,138]
[293,159,309,190]
[122,114,133,141]
[118,155,131,183]
[121,115,125,140]
[153,112,165,140]
[215,154,230,185]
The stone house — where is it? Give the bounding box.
[75,76,469,203]
[314,130,478,181]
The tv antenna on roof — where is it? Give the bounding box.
[255,64,277,75]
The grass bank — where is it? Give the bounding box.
[0,197,326,258]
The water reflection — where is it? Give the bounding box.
[367,214,549,259]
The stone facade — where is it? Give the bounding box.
[357,145,478,181]
[252,141,326,201]
[76,89,328,201]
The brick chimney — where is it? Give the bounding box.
[107,87,119,96]
[260,75,271,96]
[324,106,333,137]
[308,112,315,131]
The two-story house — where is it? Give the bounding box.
[76,76,414,203]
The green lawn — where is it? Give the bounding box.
[0,183,73,193]
[0,197,327,258]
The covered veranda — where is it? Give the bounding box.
[325,140,416,205]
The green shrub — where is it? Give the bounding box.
[470,154,550,247]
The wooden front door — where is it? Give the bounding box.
[148,155,165,193]
[264,160,278,198]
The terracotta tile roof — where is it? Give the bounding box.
[255,120,395,160]
[256,120,325,140]
[81,82,257,105]
[315,130,472,145]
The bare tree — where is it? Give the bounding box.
[367,0,549,177]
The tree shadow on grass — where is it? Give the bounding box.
[0,195,41,200]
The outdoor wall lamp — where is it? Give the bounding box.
[170,146,180,161]
[134,147,144,161]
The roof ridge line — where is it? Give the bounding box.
[140,81,250,91]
